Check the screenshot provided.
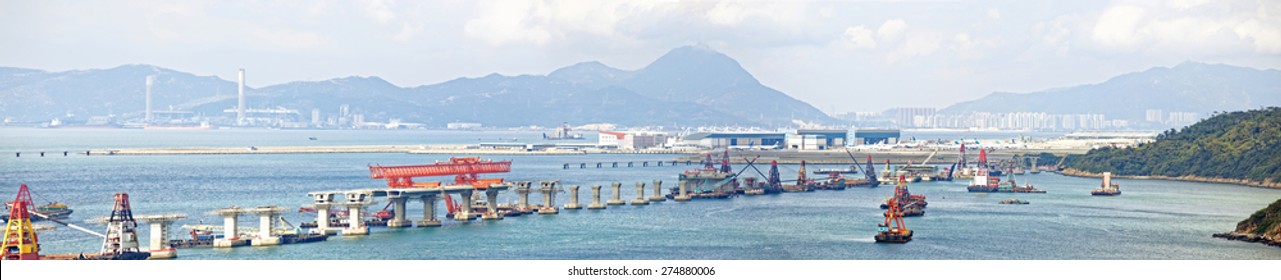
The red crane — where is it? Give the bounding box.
[369,157,512,189]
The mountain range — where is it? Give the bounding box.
[4,49,1279,128]
[0,46,837,127]
[940,62,1281,121]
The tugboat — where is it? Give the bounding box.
[875,175,913,243]
[1091,172,1122,196]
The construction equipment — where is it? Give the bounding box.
[370,157,511,219]
[98,193,149,260]
[782,161,815,192]
[875,175,913,243]
[2,184,39,260]
[719,150,732,174]
[369,157,511,189]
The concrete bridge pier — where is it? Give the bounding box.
[607,182,625,205]
[674,181,692,201]
[341,192,370,235]
[213,211,240,248]
[564,185,582,209]
[630,182,649,205]
[649,180,666,202]
[147,221,176,258]
[455,190,475,221]
[417,195,441,227]
[538,182,559,214]
[135,214,186,259]
[588,185,606,209]
[387,196,411,228]
[252,209,282,246]
[482,187,504,220]
[309,193,339,235]
[516,182,532,213]
[313,204,332,234]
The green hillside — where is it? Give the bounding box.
[1067,107,1281,184]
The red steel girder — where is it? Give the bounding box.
[369,157,512,188]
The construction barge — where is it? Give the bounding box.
[875,175,915,243]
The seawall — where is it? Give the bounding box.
[1059,168,1281,189]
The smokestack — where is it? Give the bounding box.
[237,69,245,125]
[145,76,154,123]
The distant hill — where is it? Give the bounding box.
[0,65,236,121]
[1065,107,1281,186]
[0,46,838,127]
[941,62,1281,121]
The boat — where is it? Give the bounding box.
[542,122,584,140]
[1091,172,1122,196]
[668,152,739,199]
[879,175,926,216]
[966,172,1001,192]
[875,175,914,243]
[999,199,1030,205]
[3,201,73,222]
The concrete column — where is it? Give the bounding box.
[388,197,410,227]
[607,182,625,205]
[417,195,441,227]
[342,204,368,235]
[564,185,582,209]
[538,182,559,214]
[675,181,692,201]
[649,180,666,201]
[314,204,332,234]
[223,214,238,240]
[588,185,605,209]
[630,182,650,205]
[147,221,176,259]
[482,187,503,220]
[455,190,475,221]
[149,222,165,252]
[253,212,281,246]
[516,182,531,211]
[214,213,240,248]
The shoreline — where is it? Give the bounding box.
[1058,168,1281,189]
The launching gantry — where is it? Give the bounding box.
[305,157,514,235]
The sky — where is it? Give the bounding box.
[2,0,1279,113]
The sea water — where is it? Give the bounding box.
[1,128,1277,259]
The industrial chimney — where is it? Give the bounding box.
[145,76,154,123]
[237,69,245,125]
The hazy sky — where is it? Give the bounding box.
[3,0,1279,112]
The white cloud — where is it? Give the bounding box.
[251,28,330,50]
[463,1,555,46]
[1085,1,1281,55]
[360,0,397,24]
[1235,19,1281,54]
[842,25,876,50]
[884,32,942,64]
[878,19,907,40]
[987,8,1001,20]
[1091,5,1146,50]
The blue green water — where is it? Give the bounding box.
[1,128,1278,259]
